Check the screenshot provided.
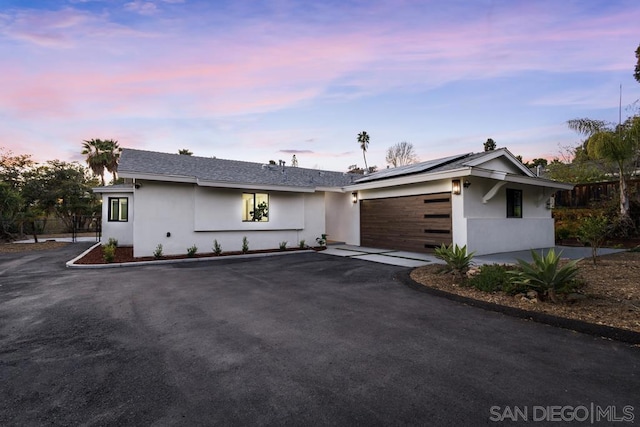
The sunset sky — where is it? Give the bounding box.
[1,0,639,171]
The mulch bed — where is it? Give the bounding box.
[74,244,323,264]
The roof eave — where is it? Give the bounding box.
[345,168,472,191]
[469,169,574,189]
[196,179,315,193]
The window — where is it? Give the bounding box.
[108,197,128,222]
[506,189,522,218]
[242,193,269,222]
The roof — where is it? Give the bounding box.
[117,149,357,190]
[355,148,534,183]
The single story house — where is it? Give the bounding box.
[94,148,573,257]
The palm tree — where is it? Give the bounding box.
[102,140,122,183]
[178,149,193,155]
[568,116,640,218]
[82,139,106,186]
[82,139,121,185]
[357,131,370,171]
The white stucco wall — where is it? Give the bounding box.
[460,177,555,255]
[131,181,326,257]
[325,192,359,245]
[100,191,134,246]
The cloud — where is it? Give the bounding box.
[278,149,314,154]
[124,1,159,16]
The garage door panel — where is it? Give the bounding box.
[360,193,452,253]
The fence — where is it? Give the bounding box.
[554,179,640,208]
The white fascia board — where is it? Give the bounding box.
[464,148,535,177]
[92,186,134,193]
[343,168,472,191]
[316,186,344,193]
[469,168,573,190]
[119,171,197,184]
[196,179,315,193]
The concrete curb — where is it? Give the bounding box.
[396,270,640,345]
[66,244,316,269]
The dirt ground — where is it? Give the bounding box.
[0,241,70,253]
[411,251,640,333]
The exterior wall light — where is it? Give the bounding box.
[352,192,358,204]
[463,180,471,188]
[452,179,461,195]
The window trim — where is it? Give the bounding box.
[108,197,128,222]
[242,193,269,222]
[506,188,522,218]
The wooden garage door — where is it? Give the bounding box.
[360,192,452,253]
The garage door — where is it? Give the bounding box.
[360,192,452,253]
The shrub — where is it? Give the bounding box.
[316,234,327,247]
[213,239,222,255]
[468,264,516,293]
[102,244,116,263]
[299,239,306,249]
[509,249,581,303]
[242,236,249,254]
[434,243,475,281]
[554,226,572,242]
[153,244,163,259]
[187,244,198,257]
[279,241,287,250]
[577,214,609,264]
[107,237,118,247]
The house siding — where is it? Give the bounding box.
[101,191,134,246]
[131,181,326,257]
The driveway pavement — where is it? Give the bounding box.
[322,244,625,267]
[1,244,638,425]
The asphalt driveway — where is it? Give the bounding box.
[1,244,638,425]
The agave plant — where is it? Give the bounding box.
[434,243,475,281]
[509,249,581,303]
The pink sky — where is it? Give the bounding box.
[1,0,639,170]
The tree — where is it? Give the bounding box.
[635,43,640,84]
[385,141,419,167]
[178,149,193,155]
[81,139,121,185]
[567,116,640,218]
[21,161,99,241]
[357,131,370,170]
[484,138,496,151]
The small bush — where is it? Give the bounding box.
[279,241,287,250]
[107,237,118,247]
[242,236,249,254]
[434,243,475,281]
[299,239,306,249]
[153,244,163,259]
[103,244,116,263]
[554,226,572,242]
[187,244,198,257]
[577,214,609,264]
[316,234,327,247]
[213,239,222,255]
[509,249,581,303]
[468,264,514,293]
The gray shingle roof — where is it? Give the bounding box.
[118,149,357,189]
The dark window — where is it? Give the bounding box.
[108,197,128,222]
[506,189,522,218]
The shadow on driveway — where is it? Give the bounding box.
[0,245,638,425]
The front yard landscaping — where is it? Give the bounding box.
[411,250,640,333]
